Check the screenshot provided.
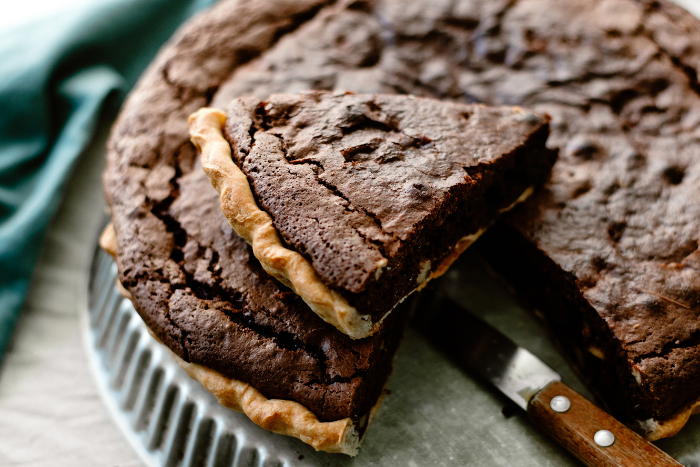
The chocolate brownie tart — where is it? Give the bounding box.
[190,93,556,338]
[105,0,700,446]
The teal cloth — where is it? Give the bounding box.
[0,0,216,365]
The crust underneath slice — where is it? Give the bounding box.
[637,399,700,441]
[164,337,360,455]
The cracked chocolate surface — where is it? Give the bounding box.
[224,92,555,321]
[105,0,700,431]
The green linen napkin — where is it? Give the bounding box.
[0,0,216,365]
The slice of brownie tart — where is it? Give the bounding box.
[190,92,557,338]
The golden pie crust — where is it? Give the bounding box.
[167,345,360,455]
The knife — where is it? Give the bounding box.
[413,290,682,467]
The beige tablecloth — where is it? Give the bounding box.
[2,1,700,464]
[0,113,142,467]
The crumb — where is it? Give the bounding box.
[501,403,518,418]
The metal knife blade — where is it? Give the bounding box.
[413,289,559,409]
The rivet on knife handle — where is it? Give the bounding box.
[528,381,682,467]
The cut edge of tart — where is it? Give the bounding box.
[476,221,700,442]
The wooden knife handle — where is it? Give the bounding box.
[527,381,682,467]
